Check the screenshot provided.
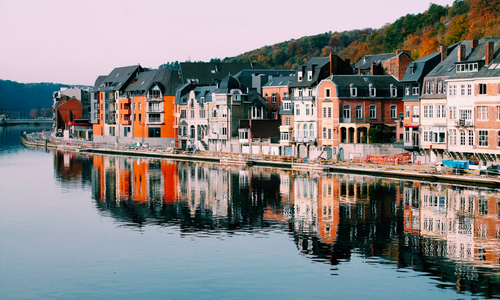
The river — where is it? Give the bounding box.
[0,125,499,299]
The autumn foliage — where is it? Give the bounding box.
[219,0,499,68]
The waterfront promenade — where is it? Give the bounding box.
[20,131,500,188]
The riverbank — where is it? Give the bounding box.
[20,131,500,188]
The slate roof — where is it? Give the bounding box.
[354,53,397,69]
[263,75,295,87]
[401,52,441,83]
[425,43,463,78]
[152,69,183,96]
[179,62,260,86]
[234,69,296,88]
[329,75,404,99]
[125,70,157,93]
[215,75,247,94]
[290,57,330,88]
[98,65,143,92]
[448,37,500,80]
[192,86,217,106]
[93,76,107,90]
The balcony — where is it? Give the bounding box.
[340,118,370,123]
[105,115,116,124]
[146,106,164,113]
[146,117,163,125]
[292,96,315,101]
[146,95,163,101]
[454,119,474,127]
[294,137,316,143]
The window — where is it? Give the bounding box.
[328,107,332,118]
[272,93,277,103]
[405,85,410,96]
[449,129,456,145]
[461,85,466,96]
[460,109,472,120]
[391,86,397,97]
[221,126,227,136]
[305,104,310,115]
[180,109,186,119]
[190,110,194,118]
[138,114,142,122]
[325,88,331,97]
[343,105,351,119]
[390,105,397,119]
[221,107,227,118]
[297,71,302,81]
[303,124,308,138]
[369,105,376,119]
[199,109,206,119]
[432,127,446,143]
[423,105,428,118]
[412,86,419,95]
[437,81,443,94]
[449,106,456,120]
[467,84,472,96]
[479,130,488,146]
[412,106,419,118]
[148,127,161,138]
[212,109,217,118]
[478,84,487,95]
[350,86,357,97]
[309,124,314,139]
[356,105,363,119]
[456,63,479,72]
[124,127,130,137]
[429,105,433,118]
[307,71,312,81]
[323,107,327,118]
[449,85,457,96]
[272,112,277,119]
[478,106,488,120]
[323,127,327,139]
[468,130,474,145]
[283,102,291,110]
[461,130,466,145]
[370,85,376,97]
[285,117,290,126]
[328,128,332,139]
[295,104,300,115]
[425,81,430,94]
[405,105,410,118]
[252,107,262,119]
[423,127,429,142]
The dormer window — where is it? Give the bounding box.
[307,71,313,81]
[412,86,419,95]
[369,84,376,97]
[456,63,478,73]
[390,84,397,97]
[410,66,416,74]
[283,102,291,110]
[297,71,303,82]
[350,84,357,97]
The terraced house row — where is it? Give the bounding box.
[56,38,499,163]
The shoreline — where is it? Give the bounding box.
[20,133,500,188]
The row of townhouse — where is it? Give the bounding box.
[86,51,412,157]
[85,38,499,161]
[402,38,500,164]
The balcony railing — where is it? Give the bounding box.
[292,96,315,101]
[146,95,163,101]
[146,117,163,124]
[294,137,316,142]
[340,118,370,123]
[453,119,474,127]
[146,106,163,113]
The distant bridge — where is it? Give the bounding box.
[0,119,54,126]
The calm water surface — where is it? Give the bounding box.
[1,125,499,299]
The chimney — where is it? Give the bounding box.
[358,65,361,75]
[370,61,376,75]
[439,45,447,61]
[485,41,494,66]
[471,39,478,52]
[330,52,338,75]
[397,49,411,57]
[457,44,466,62]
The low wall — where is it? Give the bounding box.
[339,143,408,160]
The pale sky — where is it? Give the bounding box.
[0,0,455,86]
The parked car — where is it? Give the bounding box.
[480,165,500,176]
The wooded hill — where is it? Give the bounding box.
[222,0,499,69]
[0,80,88,112]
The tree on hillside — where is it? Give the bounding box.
[446,14,469,44]
[419,29,440,58]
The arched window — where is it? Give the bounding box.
[309,124,314,139]
[303,124,308,138]
[190,125,195,138]
[212,108,217,118]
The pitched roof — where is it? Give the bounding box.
[125,70,157,93]
[263,75,295,87]
[329,75,403,99]
[93,76,107,90]
[401,52,441,83]
[179,62,260,86]
[354,53,397,69]
[98,65,143,92]
[215,75,247,94]
[448,37,500,80]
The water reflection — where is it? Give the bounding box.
[54,151,500,297]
